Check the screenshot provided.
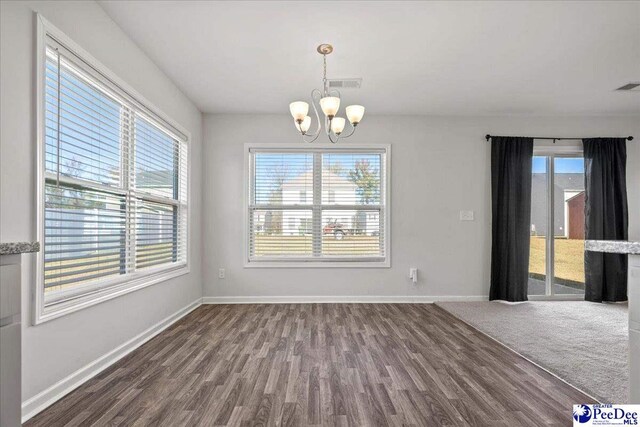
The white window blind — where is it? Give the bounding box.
[41,36,188,307]
[248,147,388,264]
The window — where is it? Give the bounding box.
[35,19,189,322]
[246,144,389,266]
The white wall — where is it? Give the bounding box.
[203,114,639,301]
[0,0,203,405]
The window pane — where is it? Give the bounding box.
[45,48,123,188]
[134,198,180,270]
[44,181,126,292]
[553,157,585,295]
[322,153,381,205]
[254,153,313,205]
[134,114,180,200]
[321,210,383,256]
[529,156,547,296]
[250,209,313,257]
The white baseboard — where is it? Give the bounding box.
[202,295,489,304]
[21,298,202,423]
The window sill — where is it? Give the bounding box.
[244,259,390,269]
[34,266,190,325]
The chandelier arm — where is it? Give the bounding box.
[301,131,320,144]
[327,117,339,143]
[324,88,342,141]
[298,89,324,143]
[339,124,357,139]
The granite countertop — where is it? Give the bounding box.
[0,242,40,255]
[585,240,640,255]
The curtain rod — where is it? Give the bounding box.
[485,134,634,142]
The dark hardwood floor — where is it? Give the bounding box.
[26,304,593,426]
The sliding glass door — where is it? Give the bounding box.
[528,152,585,298]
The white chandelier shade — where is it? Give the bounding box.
[331,117,346,135]
[289,44,365,143]
[289,101,309,121]
[346,105,365,125]
[319,96,340,117]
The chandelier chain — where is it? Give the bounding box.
[322,54,327,94]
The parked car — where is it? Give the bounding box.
[323,220,347,240]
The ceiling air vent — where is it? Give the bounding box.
[327,78,362,89]
[616,82,640,91]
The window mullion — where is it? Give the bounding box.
[312,152,322,257]
[124,107,136,275]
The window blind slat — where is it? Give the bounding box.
[45,257,120,272]
[46,268,124,289]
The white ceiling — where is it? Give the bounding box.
[98,1,640,116]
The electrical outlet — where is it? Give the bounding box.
[409,267,418,284]
[459,210,475,221]
[218,268,225,279]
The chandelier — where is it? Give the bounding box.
[289,44,365,144]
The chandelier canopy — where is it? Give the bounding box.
[289,44,365,144]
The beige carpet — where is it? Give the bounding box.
[435,301,628,403]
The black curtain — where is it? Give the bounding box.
[490,137,534,302]
[583,138,628,302]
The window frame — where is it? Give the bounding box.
[34,15,191,324]
[244,143,391,268]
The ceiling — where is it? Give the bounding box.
[98,1,640,116]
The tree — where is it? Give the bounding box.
[268,163,290,197]
[46,158,106,210]
[328,161,344,176]
[347,160,379,205]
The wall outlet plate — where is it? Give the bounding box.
[218,268,225,279]
[459,210,475,221]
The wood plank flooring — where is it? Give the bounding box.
[26,304,594,426]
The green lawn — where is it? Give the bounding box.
[253,234,381,256]
[529,236,585,284]
[45,242,175,292]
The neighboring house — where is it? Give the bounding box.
[566,191,586,239]
[46,168,177,256]
[136,169,176,199]
[531,173,585,237]
[135,169,177,246]
[256,170,380,236]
